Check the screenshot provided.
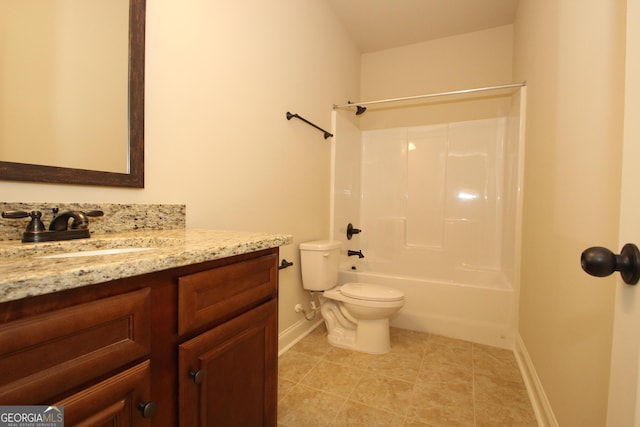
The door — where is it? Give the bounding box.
[607,0,640,425]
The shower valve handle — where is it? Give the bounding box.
[347,223,362,240]
[581,243,640,285]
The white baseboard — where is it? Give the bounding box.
[278,317,324,356]
[514,334,559,427]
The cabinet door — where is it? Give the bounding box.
[56,360,154,427]
[179,299,277,427]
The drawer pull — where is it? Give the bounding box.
[138,401,157,418]
[190,369,205,385]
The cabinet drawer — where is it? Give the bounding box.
[56,360,152,427]
[0,288,151,404]
[178,252,277,335]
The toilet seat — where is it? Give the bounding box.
[323,283,404,308]
[340,282,404,302]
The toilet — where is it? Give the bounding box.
[300,240,405,354]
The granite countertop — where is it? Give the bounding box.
[0,229,292,304]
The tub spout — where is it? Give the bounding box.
[348,249,365,259]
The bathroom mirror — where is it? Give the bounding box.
[0,0,145,188]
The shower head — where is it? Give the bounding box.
[356,105,367,115]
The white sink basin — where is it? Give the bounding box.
[40,247,156,259]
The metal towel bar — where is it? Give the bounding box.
[286,112,333,140]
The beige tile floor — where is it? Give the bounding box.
[278,325,537,426]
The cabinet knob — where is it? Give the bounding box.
[190,369,204,385]
[137,401,157,418]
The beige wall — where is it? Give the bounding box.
[513,0,625,425]
[359,25,514,130]
[361,24,513,100]
[0,0,361,337]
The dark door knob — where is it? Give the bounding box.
[581,243,640,285]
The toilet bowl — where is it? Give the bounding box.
[300,240,405,354]
[321,283,404,353]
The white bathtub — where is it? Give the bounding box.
[339,266,517,349]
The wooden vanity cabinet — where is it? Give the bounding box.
[177,250,278,427]
[0,248,279,427]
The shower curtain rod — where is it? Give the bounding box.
[333,82,526,110]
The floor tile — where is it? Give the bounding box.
[349,371,415,416]
[409,379,475,426]
[473,343,522,383]
[301,359,364,398]
[474,372,537,426]
[404,418,439,426]
[475,398,538,427]
[291,327,333,358]
[332,400,405,426]
[278,349,320,382]
[324,345,378,367]
[277,383,344,426]
[278,325,538,427]
[365,350,424,383]
[278,378,296,402]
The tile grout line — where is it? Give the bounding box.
[278,349,327,422]
[472,343,478,427]
[317,348,358,425]
[331,366,368,426]
[407,336,430,425]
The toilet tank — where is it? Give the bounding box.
[299,240,341,291]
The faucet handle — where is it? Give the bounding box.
[52,208,103,218]
[2,210,46,233]
[347,223,362,240]
[2,210,30,219]
[25,211,46,233]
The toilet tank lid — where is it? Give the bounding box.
[341,282,404,302]
[300,240,341,251]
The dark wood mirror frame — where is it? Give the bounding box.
[0,0,145,188]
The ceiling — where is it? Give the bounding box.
[325,0,520,53]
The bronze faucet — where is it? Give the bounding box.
[2,208,103,243]
[347,249,365,259]
[49,208,103,231]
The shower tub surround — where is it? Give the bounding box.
[332,89,525,349]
